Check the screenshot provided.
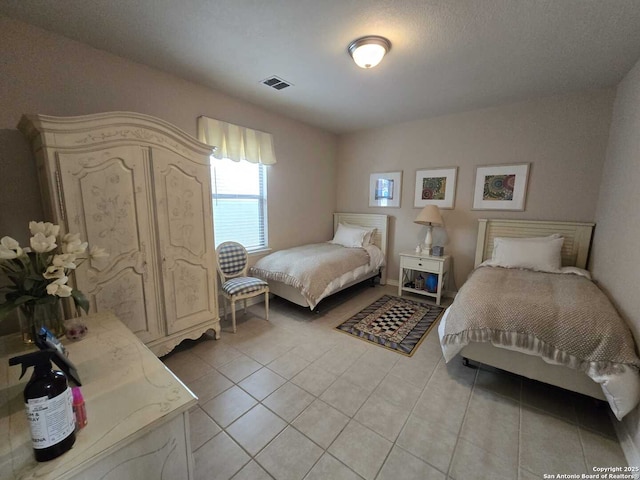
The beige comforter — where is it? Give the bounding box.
[441,266,640,376]
[250,243,370,307]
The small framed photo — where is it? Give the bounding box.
[473,163,530,211]
[414,167,457,209]
[369,171,402,207]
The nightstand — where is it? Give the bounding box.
[398,252,450,305]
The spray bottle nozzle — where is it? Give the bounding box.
[9,349,57,380]
[9,348,82,385]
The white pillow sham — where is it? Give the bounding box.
[485,234,564,273]
[329,223,368,248]
[342,222,377,246]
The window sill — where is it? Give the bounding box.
[248,247,272,257]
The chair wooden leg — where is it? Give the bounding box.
[231,299,237,333]
[243,299,247,315]
[222,296,227,321]
[265,291,269,322]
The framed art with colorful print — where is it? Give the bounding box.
[414,167,457,209]
[473,163,530,211]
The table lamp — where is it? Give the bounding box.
[414,205,443,255]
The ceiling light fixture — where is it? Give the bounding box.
[347,35,392,69]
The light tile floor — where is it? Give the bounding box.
[162,284,627,480]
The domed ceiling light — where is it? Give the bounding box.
[347,36,392,69]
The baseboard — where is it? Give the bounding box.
[612,414,640,468]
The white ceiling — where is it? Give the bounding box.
[3,0,640,134]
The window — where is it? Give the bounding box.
[211,157,267,251]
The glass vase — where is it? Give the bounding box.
[18,302,65,344]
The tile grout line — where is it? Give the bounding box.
[190,329,302,478]
[372,353,449,479]
[270,339,377,480]
[194,317,433,477]
[306,340,382,479]
[187,302,370,477]
[445,363,479,479]
[310,320,454,478]
[332,334,440,478]
[517,373,523,480]
[249,335,411,479]
[576,421,591,474]
[231,334,374,480]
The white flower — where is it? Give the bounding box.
[52,254,77,269]
[1,236,20,250]
[62,232,81,244]
[30,232,57,253]
[62,239,88,255]
[43,265,66,279]
[89,245,109,259]
[62,232,87,254]
[0,236,23,259]
[0,246,17,260]
[29,221,60,238]
[0,248,16,260]
[46,277,73,297]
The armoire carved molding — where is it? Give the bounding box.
[19,111,220,356]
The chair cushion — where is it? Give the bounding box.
[218,243,248,276]
[222,277,268,296]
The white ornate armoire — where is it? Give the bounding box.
[18,112,220,355]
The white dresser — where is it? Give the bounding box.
[0,312,198,480]
[18,112,220,355]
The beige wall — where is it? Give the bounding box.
[0,16,337,248]
[336,91,615,289]
[591,57,640,458]
[0,16,337,332]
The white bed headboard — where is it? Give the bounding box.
[475,219,595,269]
[334,212,389,284]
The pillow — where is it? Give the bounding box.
[329,223,368,248]
[489,233,561,258]
[342,222,377,246]
[486,234,564,272]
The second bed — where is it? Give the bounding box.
[438,219,640,420]
[250,213,389,310]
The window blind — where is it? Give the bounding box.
[211,158,267,251]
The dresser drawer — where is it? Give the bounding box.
[402,256,441,272]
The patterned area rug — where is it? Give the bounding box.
[336,295,445,356]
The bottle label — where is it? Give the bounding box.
[25,387,75,450]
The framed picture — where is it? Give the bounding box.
[414,167,457,209]
[369,171,402,207]
[473,163,530,211]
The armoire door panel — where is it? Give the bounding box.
[93,267,156,343]
[163,166,206,257]
[57,146,163,342]
[152,148,217,335]
[76,158,141,263]
[169,260,210,326]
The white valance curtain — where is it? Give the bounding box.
[197,116,276,165]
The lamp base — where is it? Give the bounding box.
[422,225,433,255]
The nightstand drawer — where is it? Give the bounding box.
[402,256,441,272]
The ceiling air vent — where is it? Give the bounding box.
[261,76,292,90]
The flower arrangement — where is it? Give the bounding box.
[0,221,108,338]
